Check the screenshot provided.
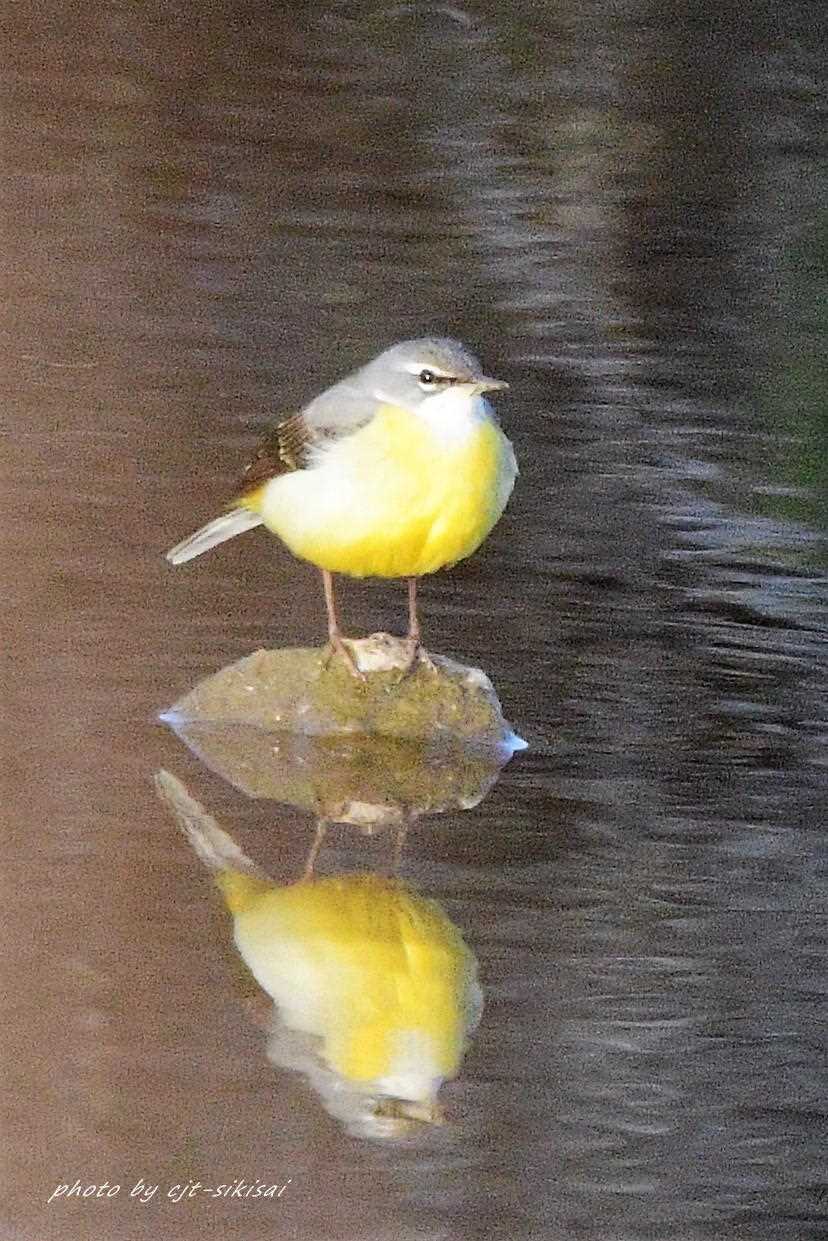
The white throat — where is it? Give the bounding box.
[414,386,490,446]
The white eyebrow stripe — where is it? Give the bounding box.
[403,361,453,377]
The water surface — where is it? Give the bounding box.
[2,3,826,1239]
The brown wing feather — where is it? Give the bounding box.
[233,413,317,499]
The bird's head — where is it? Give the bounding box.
[362,337,508,416]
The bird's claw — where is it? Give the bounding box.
[321,634,365,681]
[398,638,437,679]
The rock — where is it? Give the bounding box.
[163,633,520,748]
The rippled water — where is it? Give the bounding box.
[3,3,826,1239]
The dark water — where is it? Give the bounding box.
[2,2,827,1238]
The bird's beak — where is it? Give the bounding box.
[474,375,509,393]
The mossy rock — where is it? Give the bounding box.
[165,633,516,747]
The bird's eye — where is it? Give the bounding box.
[418,368,437,386]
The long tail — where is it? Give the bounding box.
[165,507,263,565]
[153,769,267,880]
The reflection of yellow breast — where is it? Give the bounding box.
[245,401,516,578]
[222,872,480,1091]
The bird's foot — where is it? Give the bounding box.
[398,637,437,679]
[321,633,365,681]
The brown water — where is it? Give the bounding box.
[2,2,827,1239]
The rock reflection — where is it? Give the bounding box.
[154,770,482,1141]
[166,724,515,859]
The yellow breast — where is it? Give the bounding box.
[228,873,479,1087]
[245,401,516,579]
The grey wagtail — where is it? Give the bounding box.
[165,338,517,676]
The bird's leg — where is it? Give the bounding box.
[402,576,421,669]
[407,576,420,644]
[391,813,409,872]
[320,569,363,679]
[402,577,435,674]
[303,817,329,880]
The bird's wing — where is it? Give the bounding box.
[233,377,375,501]
[233,414,315,497]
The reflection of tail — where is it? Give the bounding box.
[153,770,265,880]
[165,507,262,564]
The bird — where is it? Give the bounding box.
[165,337,517,677]
[154,769,482,1138]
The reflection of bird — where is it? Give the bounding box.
[165,338,516,675]
[154,770,482,1138]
